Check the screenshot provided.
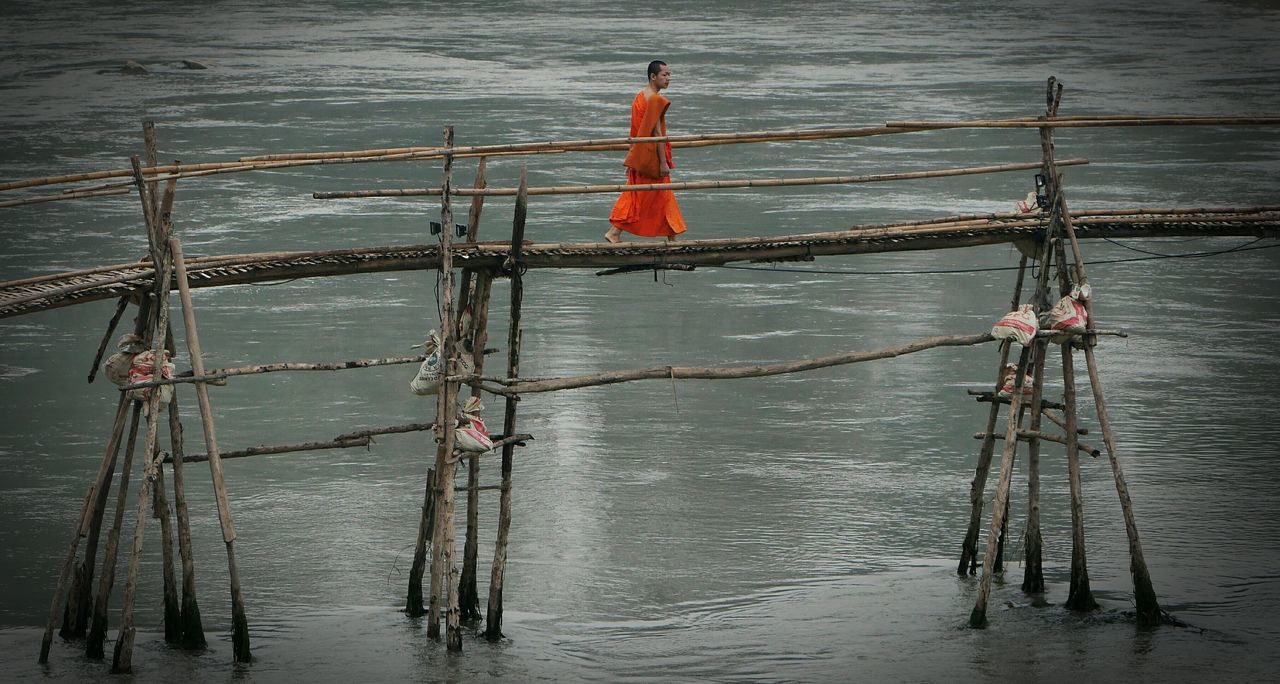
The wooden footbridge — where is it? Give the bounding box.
[6,79,1278,673]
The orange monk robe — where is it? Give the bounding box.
[609,91,687,238]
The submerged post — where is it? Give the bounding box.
[458,158,489,623]
[171,236,252,661]
[486,165,528,642]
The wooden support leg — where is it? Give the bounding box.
[486,167,528,642]
[970,345,1033,628]
[85,402,143,659]
[171,237,252,661]
[1021,340,1049,594]
[406,467,437,617]
[459,270,493,623]
[166,392,207,647]
[1061,343,1098,611]
[40,395,129,661]
[959,258,1027,575]
[153,460,181,644]
[1081,343,1162,624]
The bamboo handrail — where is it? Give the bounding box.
[887,116,1280,129]
[312,158,1089,200]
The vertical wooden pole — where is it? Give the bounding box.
[170,236,253,661]
[970,344,1033,627]
[153,461,182,644]
[165,388,207,646]
[958,256,1027,575]
[39,395,129,661]
[485,166,528,642]
[86,402,143,659]
[427,125,464,651]
[1061,341,1098,610]
[458,272,493,623]
[458,158,489,623]
[409,466,440,622]
[1040,78,1162,625]
[1020,339,1049,593]
[112,155,176,673]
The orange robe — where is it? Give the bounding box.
[609,91,687,238]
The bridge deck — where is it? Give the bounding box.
[3,208,1277,319]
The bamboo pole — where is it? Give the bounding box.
[1061,340,1099,611]
[1041,83,1164,625]
[975,430,1101,458]
[152,460,182,644]
[112,153,177,674]
[87,298,132,383]
[497,332,995,395]
[1021,340,1049,594]
[458,159,491,623]
[38,395,129,661]
[886,116,1280,128]
[165,391,207,646]
[122,353,431,390]
[85,402,143,659]
[170,236,252,661]
[427,125,465,651]
[172,436,371,463]
[958,256,1027,575]
[312,158,1088,199]
[970,344,1034,628]
[406,466,437,617]
[486,166,527,642]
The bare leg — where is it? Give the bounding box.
[605,227,622,243]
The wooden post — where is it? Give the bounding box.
[458,271,493,622]
[85,402,143,659]
[958,256,1027,575]
[152,460,182,644]
[1061,341,1098,610]
[170,236,252,660]
[970,344,1034,627]
[406,467,437,617]
[1040,78,1162,625]
[1020,339,1049,594]
[113,154,176,673]
[427,125,465,651]
[485,166,528,642]
[164,390,207,646]
[38,395,129,661]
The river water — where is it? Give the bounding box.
[2,1,1280,681]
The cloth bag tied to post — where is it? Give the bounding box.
[103,333,145,386]
[454,396,493,453]
[410,330,476,396]
[1044,287,1089,343]
[125,349,175,409]
[991,304,1038,346]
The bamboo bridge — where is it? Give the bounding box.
[5,78,1279,674]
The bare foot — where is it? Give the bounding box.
[605,229,622,243]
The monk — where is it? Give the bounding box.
[606,60,688,242]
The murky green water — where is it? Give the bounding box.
[2,1,1280,681]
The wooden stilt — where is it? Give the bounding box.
[427,125,465,651]
[485,166,528,642]
[1040,78,1162,625]
[85,402,143,659]
[459,271,493,623]
[39,395,129,661]
[170,236,252,661]
[1020,339,1049,594]
[958,256,1027,575]
[1061,341,1099,611]
[994,494,1011,574]
[113,154,176,674]
[165,390,208,646]
[152,460,181,644]
[970,343,1034,628]
[406,467,437,617]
